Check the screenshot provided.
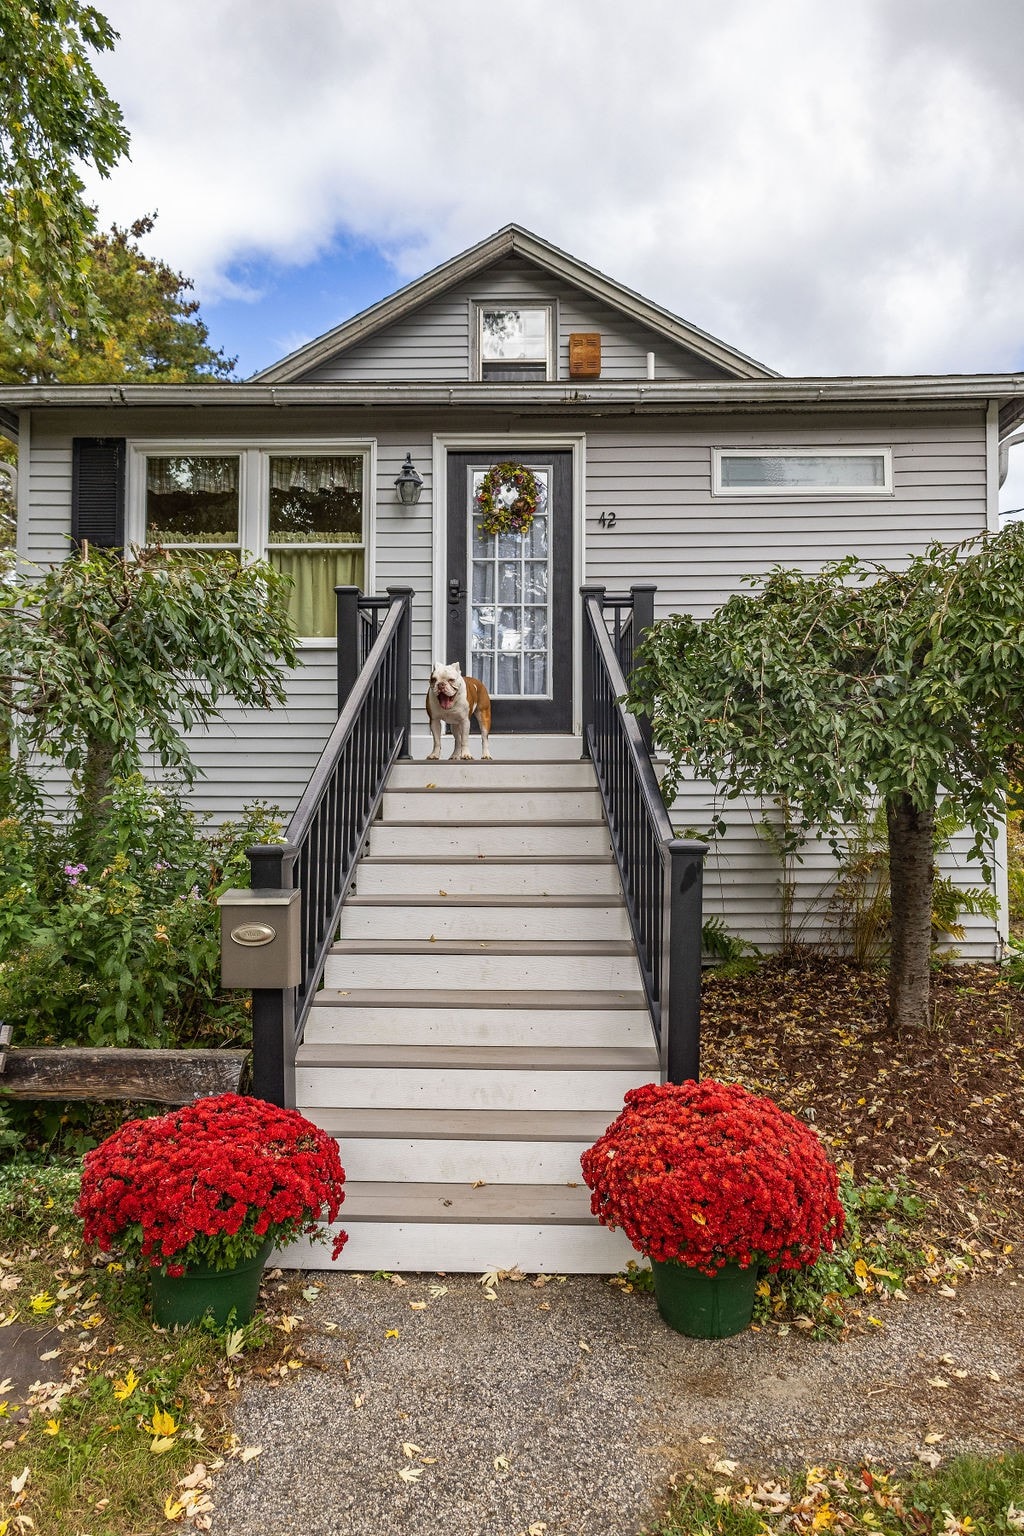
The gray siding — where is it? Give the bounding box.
[17,402,1000,956]
[18,409,437,823]
[581,408,996,959]
[301,255,730,384]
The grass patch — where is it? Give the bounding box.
[0,1160,310,1535]
[653,1455,1024,1534]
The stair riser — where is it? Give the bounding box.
[382,791,604,822]
[330,1138,592,1184]
[339,907,631,942]
[324,951,642,990]
[368,825,612,856]
[296,1066,649,1111]
[303,1008,653,1048]
[355,862,621,896]
[278,1221,637,1274]
[389,762,597,790]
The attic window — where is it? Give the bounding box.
[477,305,553,382]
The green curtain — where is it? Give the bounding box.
[269,549,364,638]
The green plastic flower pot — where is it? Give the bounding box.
[150,1239,274,1329]
[650,1258,758,1339]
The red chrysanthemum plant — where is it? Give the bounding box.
[77,1094,347,1277]
[581,1080,844,1277]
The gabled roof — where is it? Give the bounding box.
[254,223,779,383]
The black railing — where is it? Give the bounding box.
[245,586,414,1106]
[581,583,707,1083]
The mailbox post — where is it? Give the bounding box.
[218,882,301,1107]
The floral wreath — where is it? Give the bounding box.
[476,460,540,537]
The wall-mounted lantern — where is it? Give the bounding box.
[394,451,423,506]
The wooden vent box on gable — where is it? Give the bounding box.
[568,333,601,378]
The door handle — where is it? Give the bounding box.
[448,577,465,604]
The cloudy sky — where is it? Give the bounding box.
[86,0,1024,510]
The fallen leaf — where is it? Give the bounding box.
[150,1436,177,1455]
[927,1377,950,1390]
[472,1180,487,1189]
[385,1329,400,1339]
[38,1351,59,1364]
[398,1465,422,1483]
[494,1455,510,1472]
[578,1340,591,1353]
[917,1448,942,1468]
[409,1301,427,1311]
[238,1446,262,1464]
[924,1432,944,1445]
[113,1367,140,1402]
[42,1421,59,1437]
[712,1459,738,1476]
[428,1285,448,1299]
[301,1286,321,1302]
[699,1435,717,1445]
[402,1443,423,1459]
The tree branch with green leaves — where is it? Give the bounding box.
[0,546,298,853]
[628,523,1024,1032]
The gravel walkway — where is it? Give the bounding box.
[212,1270,1024,1536]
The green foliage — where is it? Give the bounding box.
[0,213,236,384]
[1008,808,1024,936]
[0,0,129,358]
[0,545,297,848]
[657,1456,1024,1536]
[826,802,999,966]
[756,1170,931,1335]
[630,527,1024,854]
[0,771,281,1052]
[630,527,1024,1025]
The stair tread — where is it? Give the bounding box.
[387,786,599,794]
[297,1043,658,1070]
[328,938,635,955]
[359,854,617,865]
[336,1181,598,1224]
[311,988,647,1009]
[298,1108,622,1140]
[345,894,624,908]
[374,819,609,828]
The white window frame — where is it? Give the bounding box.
[472,300,557,382]
[127,438,377,646]
[712,446,894,497]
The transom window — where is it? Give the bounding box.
[134,444,371,640]
[476,304,553,382]
[713,448,892,496]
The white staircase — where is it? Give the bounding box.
[280,737,658,1274]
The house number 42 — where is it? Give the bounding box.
[598,511,617,528]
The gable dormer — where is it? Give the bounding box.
[256,226,775,386]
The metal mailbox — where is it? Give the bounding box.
[217,888,302,990]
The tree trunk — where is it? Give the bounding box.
[75,738,117,861]
[885,792,936,1032]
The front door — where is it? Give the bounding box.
[446,451,572,732]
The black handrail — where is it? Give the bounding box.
[581,583,707,1083]
[245,586,414,1106]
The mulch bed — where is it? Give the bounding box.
[700,957,1024,1249]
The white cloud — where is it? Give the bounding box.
[86,0,1024,376]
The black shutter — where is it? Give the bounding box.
[71,438,126,549]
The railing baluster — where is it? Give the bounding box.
[237,588,415,1106]
[580,586,707,1083]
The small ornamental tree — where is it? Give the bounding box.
[628,523,1024,1032]
[0,545,297,853]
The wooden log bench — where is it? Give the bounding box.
[0,1046,250,1105]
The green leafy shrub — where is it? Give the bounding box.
[0,770,280,1050]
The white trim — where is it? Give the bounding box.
[431,433,586,732]
[985,399,1001,534]
[14,410,29,565]
[711,445,894,497]
[126,437,376,643]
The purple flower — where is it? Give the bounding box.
[63,863,88,888]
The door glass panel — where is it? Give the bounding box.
[469,467,551,698]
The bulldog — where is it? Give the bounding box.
[426,661,493,761]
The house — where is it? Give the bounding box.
[3,225,1023,1270]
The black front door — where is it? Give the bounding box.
[446,451,572,732]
